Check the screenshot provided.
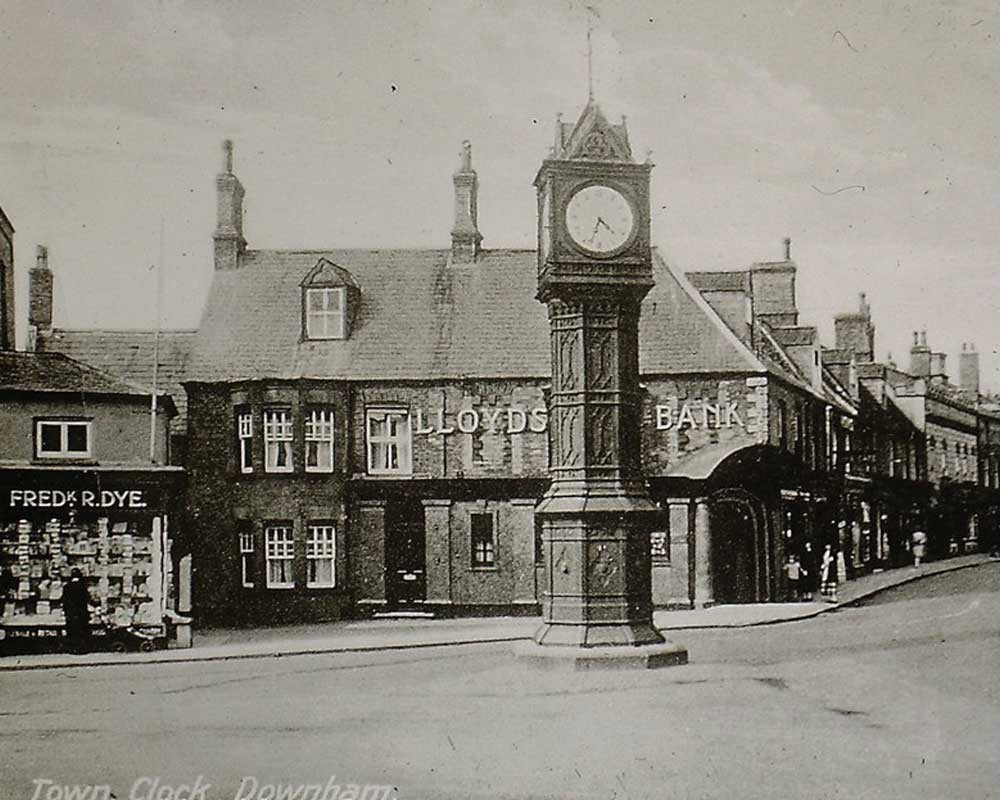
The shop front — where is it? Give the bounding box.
[0,467,185,653]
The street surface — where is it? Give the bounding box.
[2,564,999,800]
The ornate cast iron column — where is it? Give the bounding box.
[522,101,687,669]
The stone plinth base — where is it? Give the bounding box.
[515,640,688,671]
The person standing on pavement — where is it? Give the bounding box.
[801,541,818,601]
[62,569,94,654]
[783,553,801,601]
[820,544,838,602]
[911,529,927,567]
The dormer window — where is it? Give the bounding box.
[306,287,346,340]
[300,258,360,341]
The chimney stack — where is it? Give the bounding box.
[28,245,53,350]
[749,237,798,326]
[833,291,875,364]
[929,351,948,384]
[0,207,14,351]
[450,140,482,263]
[909,329,931,377]
[213,139,246,271]
[960,342,980,395]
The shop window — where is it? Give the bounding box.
[263,409,294,473]
[236,409,253,474]
[305,408,335,473]
[238,523,254,588]
[265,524,294,588]
[306,524,336,588]
[470,513,496,568]
[36,420,92,459]
[305,287,346,340]
[366,408,412,475]
[650,530,669,562]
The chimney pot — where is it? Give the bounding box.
[36,245,48,270]
[783,237,791,260]
[222,139,234,174]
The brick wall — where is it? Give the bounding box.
[184,382,352,625]
[640,376,766,475]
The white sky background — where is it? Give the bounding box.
[2,0,999,389]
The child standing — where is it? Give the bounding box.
[783,553,802,602]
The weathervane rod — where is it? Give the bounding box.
[586,6,595,101]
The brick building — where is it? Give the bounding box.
[0,201,185,645]
[175,105,869,626]
[826,290,1000,567]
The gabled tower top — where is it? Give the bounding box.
[551,99,633,162]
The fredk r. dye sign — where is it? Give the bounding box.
[7,488,149,510]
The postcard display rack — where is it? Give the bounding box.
[0,513,168,637]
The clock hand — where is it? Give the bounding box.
[595,216,616,234]
[586,218,602,245]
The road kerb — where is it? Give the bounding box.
[0,557,992,671]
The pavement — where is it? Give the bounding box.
[0,552,991,671]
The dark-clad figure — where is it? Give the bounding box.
[62,568,93,654]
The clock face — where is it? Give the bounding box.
[565,184,636,255]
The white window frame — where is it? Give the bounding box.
[239,529,255,588]
[36,420,92,459]
[305,287,346,340]
[306,524,336,588]
[265,524,295,589]
[237,410,254,474]
[650,530,669,562]
[305,408,335,473]
[366,408,412,476]
[263,408,294,473]
[470,512,496,569]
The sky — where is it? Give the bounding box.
[2,0,1000,389]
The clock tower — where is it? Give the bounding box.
[525,99,687,668]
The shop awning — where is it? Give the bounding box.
[664,437,760,481]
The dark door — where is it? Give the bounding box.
[711,499,759,604]
[385,497,426,607]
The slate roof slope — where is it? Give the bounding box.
[187,248,763,383]
[0,351,173,411]
[40,329,194,431]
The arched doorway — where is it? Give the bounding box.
[709,489,765,604]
